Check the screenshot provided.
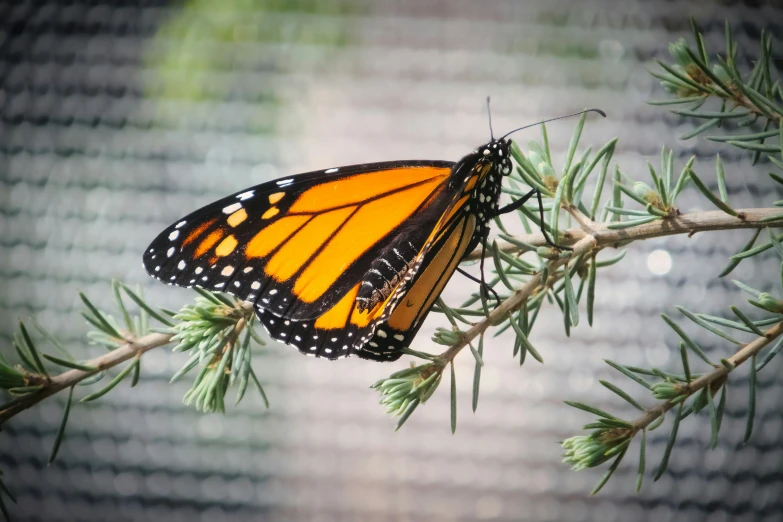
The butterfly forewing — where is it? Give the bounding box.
[143,161,456,324]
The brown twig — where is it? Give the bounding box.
[0,301,255,424]
[464,208,783,260]
[440,235,598,363]
[449,207,783,364]
[0,332,172,423]
[630,320,783,433]
[3,210,781,423]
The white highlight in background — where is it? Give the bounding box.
[647,249,672,275]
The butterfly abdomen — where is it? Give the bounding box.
[356,240,419,312]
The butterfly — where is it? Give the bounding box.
[143,105,604,361]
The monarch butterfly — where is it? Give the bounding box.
[143,104,604,361]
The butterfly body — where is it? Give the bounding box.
[144,138,514,362]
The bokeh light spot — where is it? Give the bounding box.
[647,249,672,275]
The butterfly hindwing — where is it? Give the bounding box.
[254,172,478,361]
[143,160,457,322]
[253,208,455,359]
[358,206,477,361]
[255,282,368,359]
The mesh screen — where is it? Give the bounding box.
[1,1,782,521]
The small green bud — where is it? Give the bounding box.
[657,63,701,97]
[538,162,556,179]
[432,327,463,346]
[651,381,685,400]
[712,64,732,86]
[373,363,444,422]
[561,430,631,471]
[669,38,694,68]
[755,293,783,313]
[633,181,655,200]
[660,76,684,95]
[527,150,543,168]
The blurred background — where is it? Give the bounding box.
[1,0,782,521]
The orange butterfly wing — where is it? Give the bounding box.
[143,161,457,323]
[256,170,480,361]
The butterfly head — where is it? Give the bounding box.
[479,138,513,177]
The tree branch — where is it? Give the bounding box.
[450,207,783,363]
[631,320,783,433]
[0,332,172,423]
[464,207,783,260]
[441,234,598,363]
[0,301,256,424]
[4,210,781,424]
[632,321,783,433]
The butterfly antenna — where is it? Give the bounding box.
[500,108,606,140]
[486,96,495,141]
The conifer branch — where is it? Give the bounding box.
[465,207,783,260]
[0,332,171,422]
[630,320,783,434]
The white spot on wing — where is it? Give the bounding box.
[175,221,187,228]
[221,266,234,276]
[167,247,175,257]
[195,267,203,274]
[276,178,294,186]
[222,202,242,214]
[243,267,253,273]
[251,281,261,290]
[237,190,255,201]
[169,230,179,241]
[325,168,338,174]
[177,260,186,270]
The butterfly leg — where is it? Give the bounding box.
[456,266,501,306]
[491,189,573,251]
[479,234,503,308]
